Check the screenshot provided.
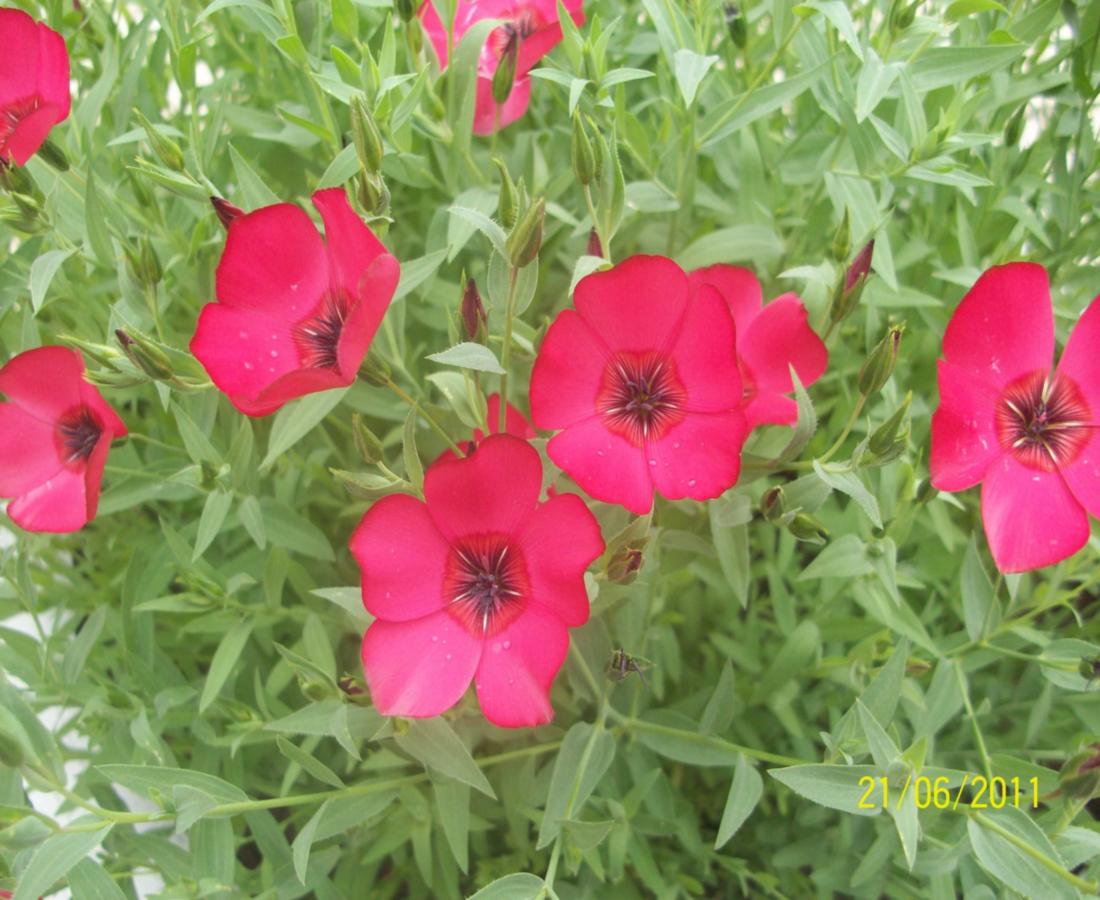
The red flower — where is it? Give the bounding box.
[689,265,828,432]
[190,188,399,417]
[0,9,70,166]
[930,263,1100,572]
[0,347,126,533]
[419,0,584,135]
[530,255,747,515]
[351,434,603,727]
[439,394,535,461]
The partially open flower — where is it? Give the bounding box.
[351,434,603,727]
[0,347,127,533]
[190,188,400,416]
[419,0,584,135]
[930,262,1100,572]
[531,255,747,514]
[0,9,70,166]
[688,265,828,432]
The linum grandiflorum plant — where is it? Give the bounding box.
[3,0,1100,897]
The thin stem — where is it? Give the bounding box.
[498,266,520,432]
[382,378,464,456]
[969,811,1100,894]
[955,664,994,783]
[818,393,867,463]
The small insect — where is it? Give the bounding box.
[607,648,654,687]
[1079,657,1100,690]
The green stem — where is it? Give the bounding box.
[383,378,464,456]
[970,811,1100,894]
[818,393,867,463]
[498,266,520,432]
[955,664,994,783]
[611,714,812,768]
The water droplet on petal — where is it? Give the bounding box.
[243,361,253,370]
[445,653,453,661]
[502,640,511,650]
[648,459,657,467]
[688,479,697,487]
[270,350,279,358]
[431,634,438,642]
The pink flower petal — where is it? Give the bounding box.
[8,465,87,533]
[943,262,1053,390]
[335,253,400,381]
[688,264,762,334]
[647,410,747,502]
[0,346,84,422]
[311,188,394,299]
[475,604,568,728]
[669,283,741,413]
[743,391,797,430]
[35,17,70,115]
[350,494,450,622]
[4,102,63,166]
[530,309,608,430]
[473,75,532,135]
[485,394,535,440]
[82,431,113,522]
[189,305,303,410]
[546,417,653,514]
[517,492,603,627]
[215,202,327,321]
[418,0,450,67]
[79,381,128,439]
[0,9,43,106]
[361,611,482,718]
[930,359,1002,492]
[981,456,1089,573]
[1055,295,1100,517]
[0,404,63,496]
[573,255,689,354]
[738,294,827,394]
[236,367,348,418]
[424,434,542,541]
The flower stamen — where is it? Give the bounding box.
[995,371,1092,471]
[444,534,529,636]
[293,291,351,370]
[57,407,101,464]
[596,351,687,446]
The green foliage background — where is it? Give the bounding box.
[3,0,1100,897]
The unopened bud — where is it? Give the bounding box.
[492,41,518,105]
[351,94,384,174]
[461,277,487,341]
[1061,745,1100,800]
[833,211,851,263]
[890,0,916,32]
[357,171,390,218]
[788,513,828,544]
[126,237,162,288]
[359,350,392,386]
[869,392,912,457]
[572,115,596,186]
[116,329,174,381]
[494,158,518,229]
[858,324,904,397]
[760,486,785,522]
[60,335,123,371]
[846,240,874,292]
[210,196,245,229]
[607,541,646,585]
[395,0,416,22]
[724,3,747,47]
[133,109,185,172]
[37,137,69,171]
[507,197,545,269]
[351,413,385,465]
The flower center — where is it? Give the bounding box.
[596,351,687,446]
[57,406,102,465]
[487,10,543,61]
[0,96,42,150]
[293,291,351,370]
[995,370,1091,471]
[443,534,529,637]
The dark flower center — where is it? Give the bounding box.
[0,96,42,149]
[596,351,687,446]
[488,10,543,60]
[443,534,529,637]
[57,406,102,465]
[995,370,1091,471]
[293,291,351,370]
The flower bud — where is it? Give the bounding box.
[760,485,785,522]
[858,324,904,397]
[133,109,185,172]
[846,240,874,292]
[37,137,69,171]
[492,41,518,105]
[607,541,646,585]
[126,237,162,288]
[788,512,828,544]
[572,115,596,186]
[869,392,912,457]
[494,158,518,229]
[724,3,747,47]
[359,349,392,386]
[351,94,384,174]
[1060,745,1100,800]
[832,211,851,263]
[351,413,385,465]
[210,196,245,229]
[507,197,545,269]
[586,228,603,258]
[394,0,416,22]
[889,0,916,32]
[461,276,487,341]
[61,335,124,371]
[357,171,390,218]
[116,329,174,381]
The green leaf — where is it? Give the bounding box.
[967,809,1078,900]
[798,534,873,580]
[276,738,345,789]
[191,818,235,889]
[229,143,281,207]
[97,765,249,805]
[84,174,114,267]
[29,248,74,313]
[261,387,348,469]
[394,249,448,301]
[909,44,1025,91]
[961,537,997,641]
[448,205,508,258]
[537,722,616,848]
[426,341,506,375]
[67,858,128,900]
[14,825,113,900]
[672,49,719,106]
[433,779,470,872]
[402,407,424,491]
[757,621,819,697]
[677,225,784,269]
[395,719,495,798]
[238,495,267,549]
[468,874,547,899]
[62,607,107,684]
[193,489,233,560]
[633,710,736,767]
[769,765,881,816]
[813,462,883,528]
[199,621,253,713]
[857,700,900,768]
[715,755,764,849]
[292,799,331,884]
